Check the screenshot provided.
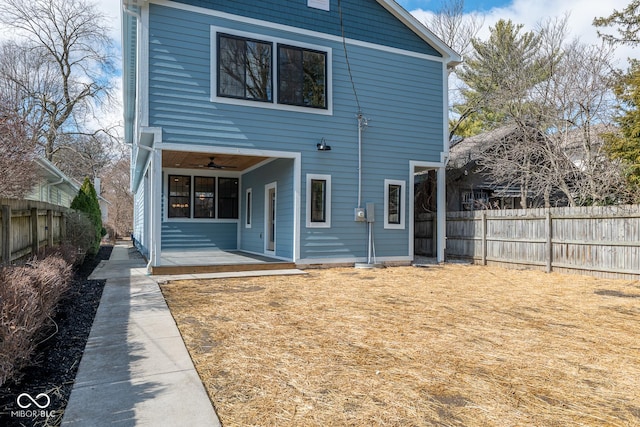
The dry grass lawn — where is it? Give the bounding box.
[161,265,640,426]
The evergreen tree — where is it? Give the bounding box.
[604,60,640,193]
[593,0,640,46]
[71,177,104,254]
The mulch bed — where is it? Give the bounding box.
[0,245,113,427]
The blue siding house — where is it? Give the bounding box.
[122,0,460,270]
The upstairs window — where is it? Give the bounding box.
[218,33,272,102]
[278,45,327,109]
[212,28,332,114]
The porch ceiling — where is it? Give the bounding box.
[162,150,269,171]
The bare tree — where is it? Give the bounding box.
[101,150,133,239]
[0,0,116,162]
[0,99,37,199]
[462,16,629,207]
[53,133,113,182]
[426,0,484,59]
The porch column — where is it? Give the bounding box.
[437,166,446,263]
[150,148,162,267]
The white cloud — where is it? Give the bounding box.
[410,0,638,69]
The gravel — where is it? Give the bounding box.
[0,245,113,427]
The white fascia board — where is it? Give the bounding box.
[375,0,462,66]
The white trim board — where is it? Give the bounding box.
[150,0,450,63]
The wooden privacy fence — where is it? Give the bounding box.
[416,205,640,280]
[447,205,640,280]
[1,198,71,264]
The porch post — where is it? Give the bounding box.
[150,148,162,267]
[436,166,446,263]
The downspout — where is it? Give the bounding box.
[356,112,368,208]
[45,178,65,203]
[357,112,362,208]
[122,4,141,20]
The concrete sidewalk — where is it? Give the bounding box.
[62,241,220,427]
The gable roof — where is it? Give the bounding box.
[374,0,461,65]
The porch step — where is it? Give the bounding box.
[149,261,296,276]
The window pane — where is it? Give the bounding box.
[169,175,190,218]
[310,179,326,222]
[245,41,272,101]
[303,50,326,108]
[218,178,239,219]
[218,34,272,101]
[246,190,251,225]
[194,177,215,218]
[388,184,401,224]
[278,46,303,105]
[219,36,245,98]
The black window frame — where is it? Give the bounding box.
[193,176,216,218]
[277,44,328,109]
[168,175,191,218]
[387,184,402,225]
[218,177,239,219]
[217,33,273,102]
[310,179,327,223]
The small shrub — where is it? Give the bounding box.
[71,178,103,255]
[64,211,95,265]
[0,254,72,386]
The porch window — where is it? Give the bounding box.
[194,177,215,218]
[278,45,327,109]
[306,174,331,228]
[218,33,272,102]
[218,178,239,219]
[384,179,405,229]
[168,175,191,218]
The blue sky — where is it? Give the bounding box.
[398,0,511,13]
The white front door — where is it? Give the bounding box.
[265,182,276,254]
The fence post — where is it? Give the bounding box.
[481,211,487,265]
[2,205,10,263]
[60,211,66,244]
[546,210,553,273]
[31,207,39,256]
[47,209,54,249]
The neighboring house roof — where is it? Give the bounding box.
[555,124,615,170]
[448,125,517,169]
[34,157,80,197]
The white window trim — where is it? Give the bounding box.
[210,26,333,116]
[245,187,252,228]
[384,179,405,230]
[306,174,331,228]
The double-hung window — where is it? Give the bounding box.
[194,177,215,218]
[213,28,331,113]
[306,174,331,228]
[168,175,191,218]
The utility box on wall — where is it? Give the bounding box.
[354,207,366,222]
[366,203,375,223]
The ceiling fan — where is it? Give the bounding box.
[206,157,237,169]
